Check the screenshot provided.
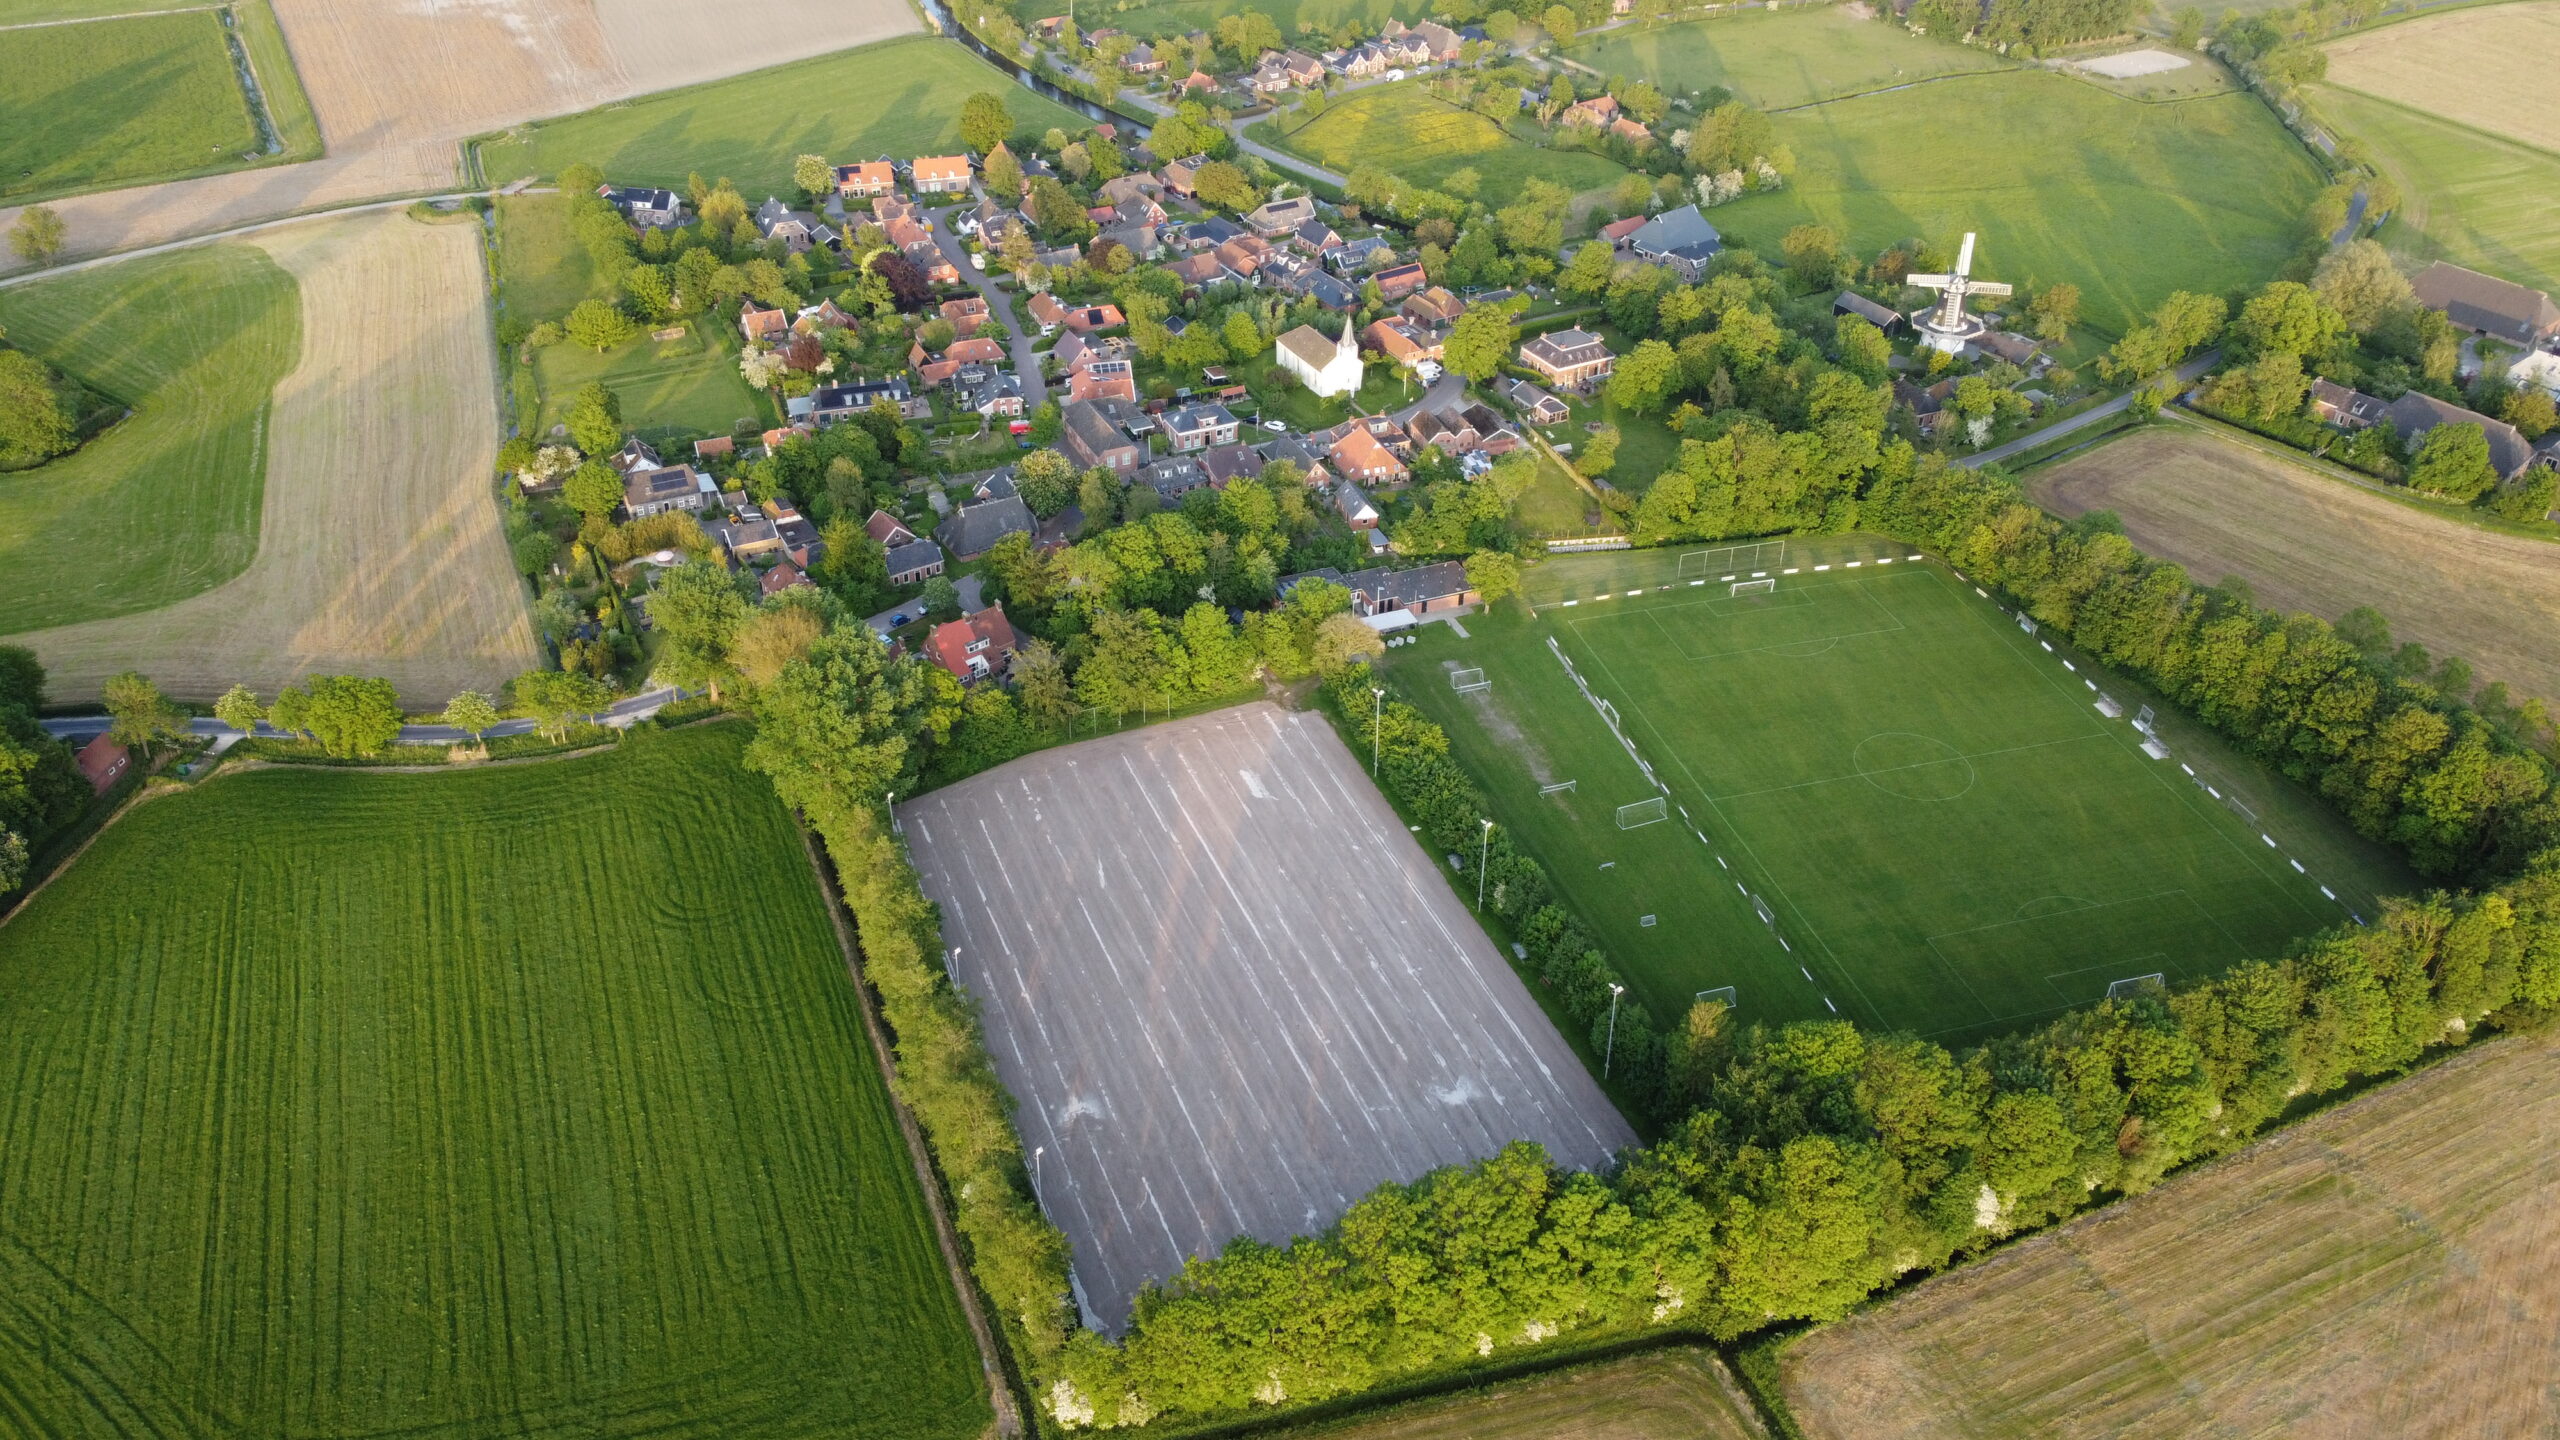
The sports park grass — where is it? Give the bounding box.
[1274,1346,1764,1440]
[1384,538,2410,1043]
[1711,71,2323,337]
[0,10,261,202]
[0,243,297,636]
[0,723,991,1439]
[474,35,1085,197]
[1267,82,1628,208]
[1565,6,2010,110]
[2310,83,2560,297]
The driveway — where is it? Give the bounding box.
[40,686,694,746]
[930,200,1048,411]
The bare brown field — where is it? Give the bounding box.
[1283,1348,1765,1440]
[0,0,920,269]
[2028,424,2560,707]
[2324,1,2560,153]
[18,209,539,703]
[1782,1027,2560,1439]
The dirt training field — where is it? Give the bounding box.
[1295,1348,1767,1439]
[18,209,538,703]
[2029,425,2560,710]
[2324,1,2560,154]
[901,704,1636,1330]
[1780,1027,2560,1438]
[0,0,920,269]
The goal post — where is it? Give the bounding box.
[1692,985,1738,1013]
[1615,796,1669,830]
[2105,973,2166,1002]
[1449,667,1489,693]
[1730,578,1776,598]
[1679,539,1786,579]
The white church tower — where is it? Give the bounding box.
[1275,315,1365,398]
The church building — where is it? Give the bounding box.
[1275,318,1364,398]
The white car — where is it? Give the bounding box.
[1263,419,1288,432]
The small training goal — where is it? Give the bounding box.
[1616,796,1669,829]
[1731,578,1777,598]
[1679,540,1785,579]
[1449,667,1490,693]
[2105,972,2167,1001]
[1693,984,1738,1012]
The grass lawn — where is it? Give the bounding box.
[1382,538,2410,1044]
[2311,84,2560,297]
[0,11,261,202]
[1511,447,1606,538]
[1268,82,1628,207]
[474,35,1085,196]
[532,318,769,444]
[1566,6,2010,110]
[496,192,602,322]
[0,244,298,636]
[1707,71,2323,338]
[1241,359,1411,431]
[1541,353,1684,492]
[0,723,991,1439]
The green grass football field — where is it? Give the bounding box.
[473,35,1085,196]
[0,723,990,1439]
[0,10,263,202]
[1566,6,2010,110]
[2310,84,2560,297]
[1266,82,1629,207]
[0,243,299,637]
[1386,539,2411,1043]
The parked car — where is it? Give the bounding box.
[1263,419,1288,432]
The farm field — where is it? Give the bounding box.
[534,319,768,441]
[900,704,1635,1328]
[0,723,993,1439]
[14,210,538,704]
[1004,0,1425,37]
[1779,1027,2560,1438]
[2311,83,2560,296]
[1566,6,2009,110]
[475,35,1084,196]
[1384,538,2410,1042]
[1279,1347,1765,1440]
[0,11,261,202]
[2029,424,2560,712]
[1710,72,2322,336]
[2323,0,2560,153]
[1265,82,1628,208]
[0,244,298,634]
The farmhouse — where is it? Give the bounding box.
[2383,392,2537,480]
[2411,262,2560,345]
[76,733,130,794]
[602,186,684,229]
[885,537,946,585]
[2309,379,2387,429]
[1626,205,1722,283]
[623,464,717,518]
[1061,399,1146,474]
[938,494,1036,559]
[1276,318,1366,397]
[928,606,1020,682]
[911,156,972,194]
[1519,328,1614,392]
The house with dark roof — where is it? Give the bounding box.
[1519,328,1614,392]
[1158,402,1240,452]
[755,197,835,253]
[760,560,814,597]
[927,606,1019,682]
[885,537,946,585]
[1061,399,1145,474]
[1324,236,1393,275]
[1247,194,1320,236]
[1200,442,1263,487]
[1257,433,1332,485]
[2309,379,2386,430]
[1348,561,1476,617]
[2411,262,2560,346]
[938,494,1036,560]
[1372,263,1428,302]
[2383,391,2536,480]
[1331,480,1381,529]
[809,377,927,423]
[1626,204,1722,282]
[1140,455,1213,500]
[1495,377,1567,426]
[866,508,918,547]
[1833,290,1906,335]
[623,464,717,518]
[603,186,684,229]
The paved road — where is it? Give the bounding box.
[931,198,1050,411]
[1960,350,2220,470]
[40,686,692,745]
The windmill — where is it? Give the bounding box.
[1907,232,2011,355]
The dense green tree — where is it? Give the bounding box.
[2407,423,2496,501]
[104,671,187,758]
[565,382,624,456]
[960,92,1014,154]
[0,349,79,465]
[649,561,752,701]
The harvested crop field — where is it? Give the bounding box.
[2028,424,2560,710]
[16,209,538,704]
[2324,0,2560,153]
[1779,1027,2560,1438]
[1288,1347,1766,1439]
[900,703,1636,1329]
[2311,82,2560,297]
[0,723,993,1439]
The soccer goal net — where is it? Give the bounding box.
[1731,578,1777,599]
[2105,973,2167,1001]
[1679,540,1785,579]
[1449,667,1490,693]
[1616,796,1669,829]
[1693,985,1738,1011]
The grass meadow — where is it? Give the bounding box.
[0,723,991,1439]
[1285,1347,1765,1440]
[1701,73,2324,337]
[0,10,261,201]
[2312,84,2560,296]
[474,35,1084,195]
[495,191,601,321]
[1007,0,1426,37]
[1566,6,2009,110]
[0,244,298,636]
[1267,83,1628,207]
[1384,539,2408,1043]
[534,320,769,440]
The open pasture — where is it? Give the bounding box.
[0,243,298,635]
[533,318,768,440]
[1779,1027,2560,1438]
[1711,71,2321,336]
[476,36,1084,195]
[899,703,1635,1329]
[1385,538,2407,1043]
[1566,6,2008,110]
[2312,83,2560,296]
[2323,0,2560,154]
[1267,82,1627,208]
[0,10,261,202]
[0,723,991,1439]
[15,210,538,704]
[2031,425,2560,713]
[1278,1346,1766,1440]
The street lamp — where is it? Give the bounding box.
[1371,687,1386,777]
[1476,818,1494,911]
[1603,983,1625,1078]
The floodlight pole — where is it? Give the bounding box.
[1370,687,1385,777]
[1603,983,1625,1078]
[1032,1146,1045,1206]
[1477,819,1494,911]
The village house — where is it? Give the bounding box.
[1324,236,1394,275]
[755,197,834,254]
[835,160,896,197]
[1158,402,1241,452]
[1061,398,1146,474]
[623,464,717,519]
[602,186,684,229]
[2308,379,2387,430]
[1258,432,1332,487]
[1626,204,1722,283]
[866,509,918,547]
[1247,194,1320,237]
[1331,480,1382,529]
[2412,262,2560,346]
[1371,263,1428,303]
[954,364,1026,417]
[2512,351,2560,402]
[911,155,973,194]
[937,494,1036,560]
[1495,377,1569,427]
[808,377,928,423]
[1200,442,1263,488]
[912,335,1009,387]
[740,304,788,345]
[1168,252,1238,293]
[1327,423,1408,486]
[1559,94,1621,128]
[940,295,990,337]
[692,435,735,463]
[1215,234,1275,278]
[1402,286,1466,327]
[1291,216,1342,255]
[927,606,1020,683]
[76,733,129,794]
[1160,154,1209,197]
[1056,334,1139,403]
[885,536,946,585]
[1892,377,1961,437]
[1519,328,1615,392]
[760,561,813,598]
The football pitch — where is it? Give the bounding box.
[1387,539,2412,1042]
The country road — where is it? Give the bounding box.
[1960,350,2220,469]
[41,686,695,746]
